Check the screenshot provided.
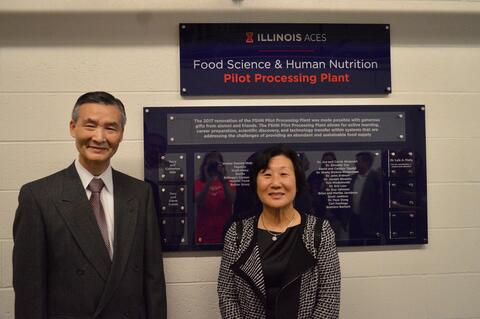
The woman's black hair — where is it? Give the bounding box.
[249,144,306,196]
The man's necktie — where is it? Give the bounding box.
[87,178,112,259]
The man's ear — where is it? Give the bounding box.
[69,120,76,138]
[118,128,124,143]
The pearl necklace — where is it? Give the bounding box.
[261,213,296,241]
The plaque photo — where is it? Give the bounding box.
[144,105,427,251]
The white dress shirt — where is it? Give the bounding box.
[75,160,115,257]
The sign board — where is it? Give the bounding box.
[144,105,427,251]
[180,24,391,95]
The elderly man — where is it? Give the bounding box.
[13,91,167,319]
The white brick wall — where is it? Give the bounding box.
[1,1,479,319]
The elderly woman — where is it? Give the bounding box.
[218,145,341,319]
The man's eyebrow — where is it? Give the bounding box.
[104,121,120,127]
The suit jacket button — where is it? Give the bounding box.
[76,269,85,276]
[124,311,130,317]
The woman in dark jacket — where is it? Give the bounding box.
[218,145,341,319]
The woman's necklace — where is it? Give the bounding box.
[261,213,296,241]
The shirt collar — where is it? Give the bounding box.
[74,159,114,193]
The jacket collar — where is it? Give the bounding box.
[280,215,316,287]
[231,213,316,302]
[55,163,112,280]
[94,169,139,317]
[231,215,266,303]
[53,164,139,316]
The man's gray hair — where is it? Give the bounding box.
[72,91,127,128]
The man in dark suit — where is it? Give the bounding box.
[13,92,167,319]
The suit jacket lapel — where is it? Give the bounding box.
[54,164,111,281]
[95,169,139,316]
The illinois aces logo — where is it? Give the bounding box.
[245,32,254,44]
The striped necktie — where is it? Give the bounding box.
[87,178,112,259]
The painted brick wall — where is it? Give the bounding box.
[1,1,479,318]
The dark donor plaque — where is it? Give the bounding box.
[389,211,416,239]
[167,111,405,145]
[193,151,245,245]
[390,180,416,209]
[389,150,415,177]
[161,216,187,245]
[143,104,427,250]
[159,185,186,214]
[302,150,383,243]
[159,153,186,182]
